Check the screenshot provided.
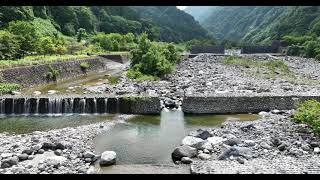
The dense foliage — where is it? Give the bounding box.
[127,33,180,81]
[281,35,320,59]
[186,6,320,45]
[293,99,320,133]
[0,83,21,94]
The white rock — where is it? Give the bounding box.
[33,91,41,96]
[206,82,213,86]
[258,111,269,116]
[47,90,58,95]
[99,151,116,166]
[11,91,21,95]
[182,136,204,147]
[198,70,204,75]
[314,147,320,153]
[1,153,13,159]
[198,153,211,160]
[207,136,224,146]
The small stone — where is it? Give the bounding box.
[84,158,92,163]
[301,144,310,151]
[181,157,193,164]
[236,157,245,164]
[33,91,42,96]
[260,142,272,150]
[18,154,29,161]
[37,149,45,154]
[31,144,42,152]
[198,153,211,160]
[314,147,320,153]
[22,149,33,155]
[244,140,255,147]
[203,149,210,154]
[278,143,287,151]
[310,142,319,147]
[54,149,62,156]
[28,155,34,160]
[83,151,95,158]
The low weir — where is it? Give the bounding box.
[0,96,161,115]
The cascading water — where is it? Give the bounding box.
[0,97,113,115]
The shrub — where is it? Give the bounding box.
[0,30,21,60]
[45,65,60,81]
[80,62,90,71]
[129,33,178,79]
[0,83,21,94]
[293,99,320,133]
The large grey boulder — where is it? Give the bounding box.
[172,145,197,161]
[99,151,117,166]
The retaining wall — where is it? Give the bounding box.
[190,45,225,54]
[182,95,320,114]
[0,57,106,87]
[98,54,128,64]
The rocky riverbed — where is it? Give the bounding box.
[172,110,320,174]
[110,54,320,107]
[0,115,133,174]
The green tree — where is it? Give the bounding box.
[0,30,21,60]
[7,20,39,56]
[37,36,55,55]
[76,28,88,42]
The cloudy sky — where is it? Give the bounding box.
[176,6,188,10]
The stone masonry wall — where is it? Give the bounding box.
[0,57,106,87]
[182,95,320,114]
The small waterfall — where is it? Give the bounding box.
[0,97,122,115]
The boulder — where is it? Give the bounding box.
[181,157,193,164]
[42,142,55,150]
[172,145,197,161]
[18,154,29,161]
[22,149,33,155]
[194,130,212,140]
[181,136,204,148]
[99,151,117,166]
[207,136,224,146]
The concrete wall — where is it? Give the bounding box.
[98,54,128,64]
[190,45,225,54]
[0,57,106,87]
[182,95,320,114]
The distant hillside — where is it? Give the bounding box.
[0,6,209,43]
[130,6,210,42]
[185,6,320,44]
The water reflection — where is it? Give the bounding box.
[94,110,259,165]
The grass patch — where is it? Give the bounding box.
[222,56,292,74]
[106,76,119,85]
[0,54,90,69]
[293,99,320,134]
[0,83,21,94]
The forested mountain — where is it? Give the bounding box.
[0,6,209,43]
[184,6,320,44]
[130,6,210,42]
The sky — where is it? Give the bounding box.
[176,6,188,10]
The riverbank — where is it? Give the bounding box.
[173,110,320,174]
[0,114,134,174]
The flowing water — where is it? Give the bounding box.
[93,110,259,173]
